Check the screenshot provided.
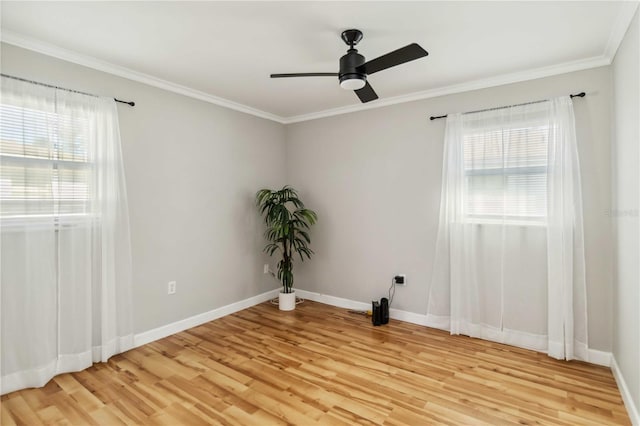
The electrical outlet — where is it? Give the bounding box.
[394,274,407,286]
[263,264,270,274]
[168,281,176,295]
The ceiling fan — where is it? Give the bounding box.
[270,29,428,103]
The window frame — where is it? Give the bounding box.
[461,123,550,226]
[0,103,95,228]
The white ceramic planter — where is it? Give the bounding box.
[279,291,296,311]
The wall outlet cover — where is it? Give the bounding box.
[394,274,407,286]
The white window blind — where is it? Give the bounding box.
[0,103,92,221]
[463,124,549,222]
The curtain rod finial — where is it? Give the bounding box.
[115,98,135,107]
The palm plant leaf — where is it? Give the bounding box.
[256,186,317,294]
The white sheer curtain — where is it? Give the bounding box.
[546,97,588,360]
[0,76,133,394]
[427,96,589,361]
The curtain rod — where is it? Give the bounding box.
[0,73,135,107]
[429,92,585,121]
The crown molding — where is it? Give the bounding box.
[0,29,287,124]
[603,1,639,61]
[1,16,631,126]
[282,55,610,124]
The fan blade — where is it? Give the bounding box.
[271,73,338,78]
[354,81,378,103]
[358,43,428,75]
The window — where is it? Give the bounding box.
[463,123,549,224]
[0,103,92,223]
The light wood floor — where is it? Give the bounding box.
[1,300,630,425]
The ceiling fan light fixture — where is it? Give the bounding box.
[339,74,366,90]
[270,28,428,103]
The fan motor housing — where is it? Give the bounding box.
[339,49,366,84]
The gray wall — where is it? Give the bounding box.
[0,43,286,333]
[612,9,640,416]
[0,42,622,357]
[286,66,614,351]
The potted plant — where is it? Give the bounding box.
[256,186,317,311]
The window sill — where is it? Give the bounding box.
[463,218,547,227]
[1,214,96,231]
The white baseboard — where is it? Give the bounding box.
[132,287,614,369]
[389,308,452,331]
[133,288,279,348]
[587,348,612,367]
[296,289,612,367]
[295,289,370,311]
[294,289,449,330]
[612,355,640,425]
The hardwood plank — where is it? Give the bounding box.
[2,395,43,426]
[1,300,631,425]
[0,403,18,426]
[88,406,128,426]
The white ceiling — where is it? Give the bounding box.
[1,1,637,122]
